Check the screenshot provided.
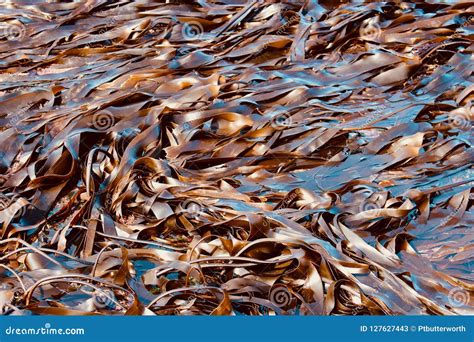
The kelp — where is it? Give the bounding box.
[0,0,473,316]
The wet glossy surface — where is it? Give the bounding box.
[0,1,472,315]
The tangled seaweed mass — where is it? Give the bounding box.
[0,0,473,316]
